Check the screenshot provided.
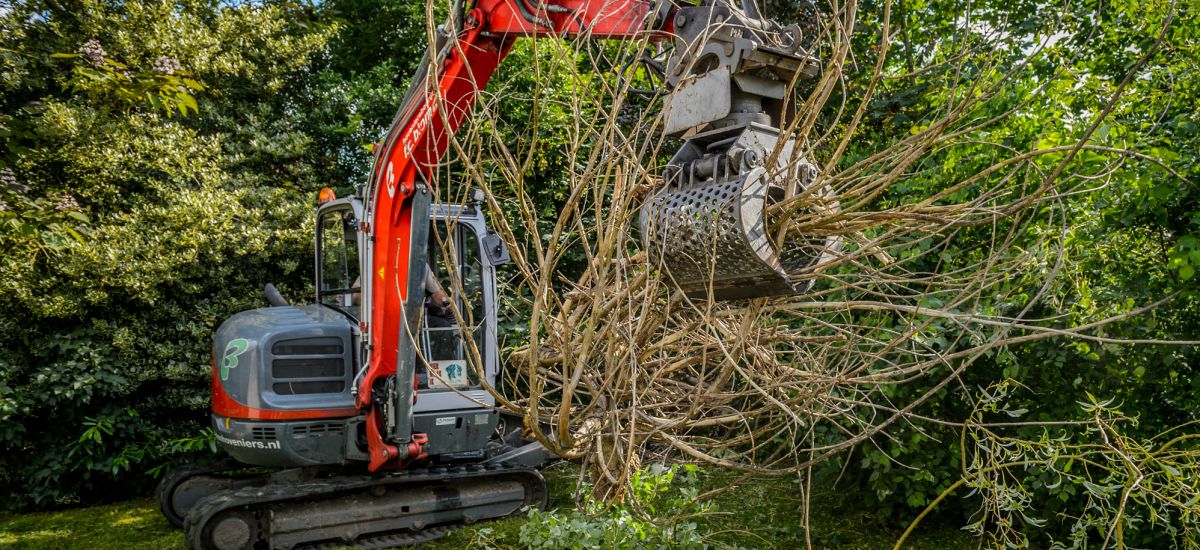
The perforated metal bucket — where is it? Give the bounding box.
[641,167,804,300]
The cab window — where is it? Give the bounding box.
[418,220,486,391]
[316,207,360,318]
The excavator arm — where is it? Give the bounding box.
[355,0,677,472]
[357,0,831,471]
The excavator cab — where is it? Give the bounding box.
[409,206,510,460]
[418,210,488,392]
[310,197,507,461]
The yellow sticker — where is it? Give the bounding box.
[378,267,385,279]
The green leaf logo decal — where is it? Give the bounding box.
[221,338,250,381]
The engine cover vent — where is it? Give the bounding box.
[291,422,345,436]
[273,381,346,395]
[273,337,344,356]
[272,358,344,379]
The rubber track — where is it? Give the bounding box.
[183,463,546,549]
[303,524,461,549]
[157,460,268,528]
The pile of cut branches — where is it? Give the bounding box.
[420,0,1196,542]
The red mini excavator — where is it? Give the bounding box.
[156,1,835,548]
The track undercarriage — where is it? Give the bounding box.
[163,464,546,550]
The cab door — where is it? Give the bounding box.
[413,209,499,412]
[314,201,363,320]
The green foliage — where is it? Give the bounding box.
[0,0,340,510]
[50,50,203,118]
[0,177,91,254]
[824,0,1200,541]
[519,463,713,550]
[896,382,1200,548]
[1170,234,1200,281]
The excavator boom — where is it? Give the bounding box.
[355,0,680,472]
[359,0,831,472]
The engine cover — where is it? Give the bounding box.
[212,305,358,419]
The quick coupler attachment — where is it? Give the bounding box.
[639,122,840,301]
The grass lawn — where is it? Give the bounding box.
[0,462,977,549]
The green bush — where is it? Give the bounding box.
[0,0,341,510]
[824,0,1200,543]
[519,463,714,550]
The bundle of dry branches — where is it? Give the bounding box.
[419,0,1194,508]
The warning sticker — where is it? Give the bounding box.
[428,359,470,389]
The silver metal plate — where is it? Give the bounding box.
[664,67,732,136]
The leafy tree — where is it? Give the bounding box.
[793,0,1200,542]
[0,0,337,509]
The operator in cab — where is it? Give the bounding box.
[352,266,452,325]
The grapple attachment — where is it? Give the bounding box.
[641,125,838,300]
[641,1,838,300]
[642,167,788,300]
